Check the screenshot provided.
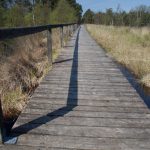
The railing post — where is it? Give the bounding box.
[47,28,53,65]
[0,101,4,143]
[60,26,63,48]
[68,25,70,36]
[76,24,78,30]
[74,24,76,32]
[70,25,73,35]
[70,25,71,35]
[72,25,74,33]
[67,25,69,38]
[69,25,71,36]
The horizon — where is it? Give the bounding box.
[76,0,150,14]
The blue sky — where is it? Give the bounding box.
[76,0,150,13]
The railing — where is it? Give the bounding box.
[0,23,78,143]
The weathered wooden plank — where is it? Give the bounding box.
[2,145,46,150]
[13,124,150,139]
[27,104,149,113]
[31,94,141,102]
[30,98,144,108]
[36,85,136,92]
[22,106,150,115]
[18,110,150,119]
[14,115,150,129]
[32,90,140,98]
[34,89,138,96]
[16,135,150,150]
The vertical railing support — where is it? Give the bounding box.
[0,101,4,143]
[60,26,63,48]
[74,24,76,32]
[67,25,69,38]
[70,25,73,35]
[72,25,74,33]
[47,28,52,65]
[68,25,70,36]
[69,25,71,36]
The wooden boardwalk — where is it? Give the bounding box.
[2,26,150,149]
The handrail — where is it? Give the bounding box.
[0,23,76,40]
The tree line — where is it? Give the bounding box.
[83,5,150,27]
[0,0,83,27]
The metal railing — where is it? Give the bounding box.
[0,22,78,143]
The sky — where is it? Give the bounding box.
[76,0,150,14]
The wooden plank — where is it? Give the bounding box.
[12,124,150,139]
[16,134,150,150]
[27,104,149,113]
[14,115,150,128]
[2,145,46,150]
[30,98,144,107]
[19,110,150,119]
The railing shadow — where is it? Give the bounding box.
[119,65,150,108]
[63,45,74,48]
[53,58,73,64]
[8,27,80,140]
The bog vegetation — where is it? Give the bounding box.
[86,25,150,90]
[0,0,82,120]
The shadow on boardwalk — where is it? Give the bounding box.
[119,66,150,108]
[53,58,73,64]
[11,27,80,138]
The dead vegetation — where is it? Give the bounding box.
[0,27,69,120]
[86,24,150,92]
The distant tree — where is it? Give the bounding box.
[6,4,25,27]
[50,0,77,24]
[83,9,94,23]
[69,0,82,22]
[74,3,83,23]
[93,12,101,24]
[0,0,82,27]
[105,8,114,25]
[0,6,5,27]
[83,5,150,27]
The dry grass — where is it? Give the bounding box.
[0,27,71,120]
[86,24,150,89]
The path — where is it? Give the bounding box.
[2,26,150,150]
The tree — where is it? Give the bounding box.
[0,0,83,27]
[83,5,150,27]
[6,3,25,27]
[50,0,77,24]
[105,8,114,25]
[83,9,94,24]
[74,3,83,23]
[0,6,5,27]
